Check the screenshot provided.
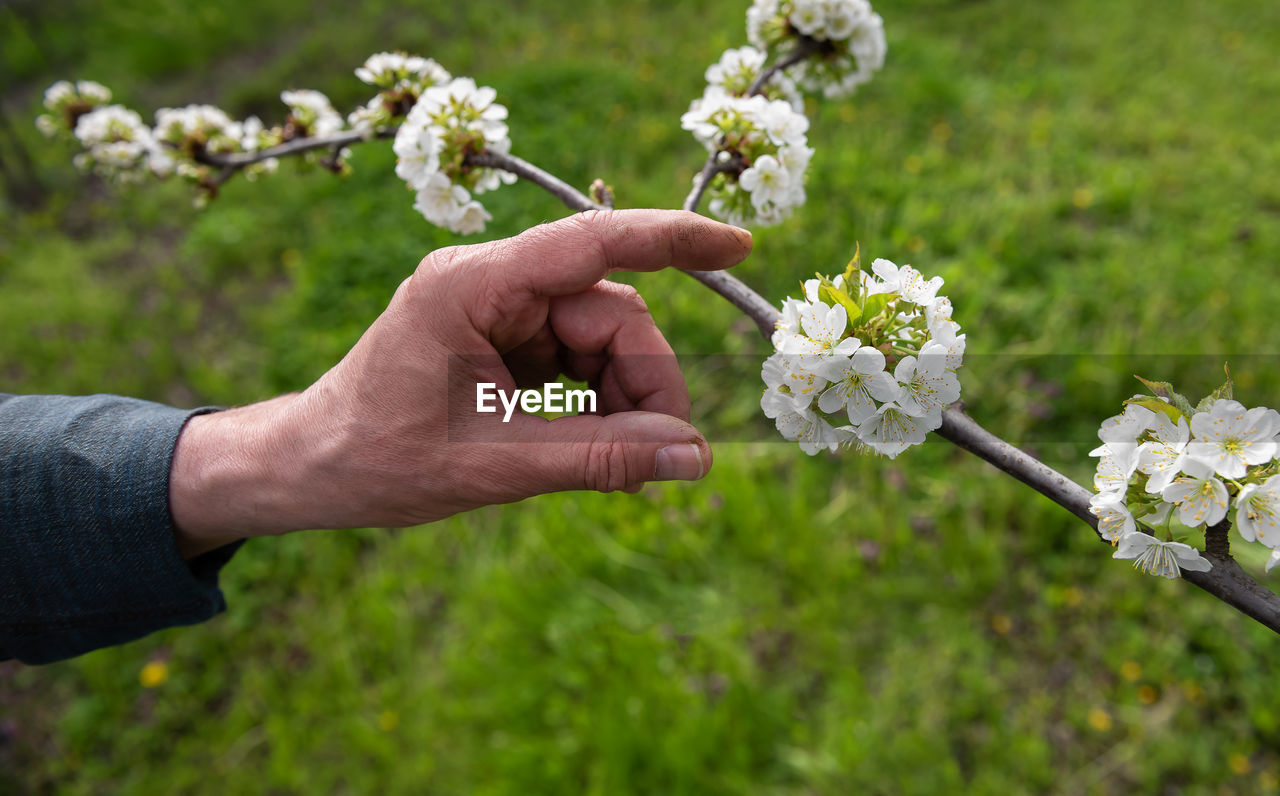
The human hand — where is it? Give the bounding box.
[169,209,752,556]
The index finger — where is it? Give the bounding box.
[471,209,753,298]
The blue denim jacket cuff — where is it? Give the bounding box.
[0,394,244,664]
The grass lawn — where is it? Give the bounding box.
[3,0,1280,791]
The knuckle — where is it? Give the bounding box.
[603,281,648,313]
[416,245,469,286]
[585,434,633,493]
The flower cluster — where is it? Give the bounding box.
[35,80,113,138]
[1089,378,1280,578]
[392,77,514,234]
[747,0,887,99]
[69,105,164,183]
[681,85,812,227]
[349,52,452,135]
[762,255,964,457]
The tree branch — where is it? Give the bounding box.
[934,407,1280,635]
[195,128,397,171]
[746,35,824,97]
[466,151,604,212]
[142,60,1280,635]
[493,145,1280,635]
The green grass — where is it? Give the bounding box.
[3,0,1280,792]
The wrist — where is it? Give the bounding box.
[169,394,316,557]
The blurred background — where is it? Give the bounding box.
[3,0,1280,791]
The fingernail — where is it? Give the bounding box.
[654,443,705,481]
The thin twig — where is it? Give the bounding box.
[745,35,824,96]
[467,151,604,212]
[195,128,396,170]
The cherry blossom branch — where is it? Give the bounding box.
[485,148,1280,635]
[142,72,1280,634]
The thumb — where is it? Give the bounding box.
[505,411,712,494]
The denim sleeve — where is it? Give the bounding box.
[0,394,244,665]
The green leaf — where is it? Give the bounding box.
[841,242,862,285]
[1134,375,1195,417]
[1194,362,1233,413]
[819,283,862,327]
[861,292,890,321]
[1123,396,1184,424]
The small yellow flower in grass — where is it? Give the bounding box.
[139,660,169,688]
[1087,707,1112,732]
[1072,188,1093,209]
[1120,661,1142,681]
[1137,685,1158,705]
[378,711,399,732]
[1259,770,1278,791]
[930,122,952,143]
[990,614,1012,635]
[1063,586,1083,607]
[904,155,923,175]
[1230,753,1252,776]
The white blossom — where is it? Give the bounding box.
[892,340,960,425]
[1113,532,1212,579]
[393,123,443,190]
[1160,459,1229,527]
[1137,413,1191,494]
[1093,444,1140,494]
[1235,474,1280,547]
[738,154,791,209]
[36,80,113,138]
[69,105,155,181]
[779,301,859,364]
[1186,399,1278,480]
[1089,402,1157,458]
[415,77,509,143]
[1089,491,1136,542]
[856,401,928,459]
[704,46,802,110]
[452,200,492,235]
[355,51,450,91]
[776,405,841,455]
[280,89,344,137]
[817,346,899,424]
[413,172,470,227]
